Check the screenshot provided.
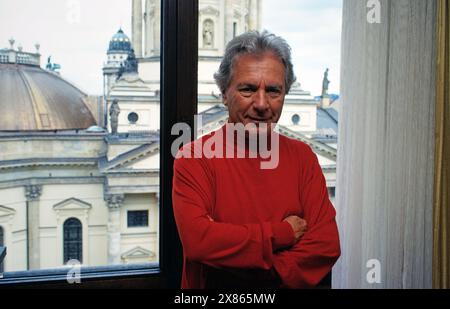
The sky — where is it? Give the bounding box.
[0,0,342,96]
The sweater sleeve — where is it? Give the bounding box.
[272,146,341,288]
[172,149,295,270]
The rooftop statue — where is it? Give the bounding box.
[322,68,330,97]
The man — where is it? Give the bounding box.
[172,31,340,289]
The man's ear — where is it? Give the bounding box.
[222,92,228,106]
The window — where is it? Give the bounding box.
[63,218,82,264]
[194,1,340,289]
[127,210,149,228]
[328,187,336,198]
[0,0,196,288]
[128,112,139,124]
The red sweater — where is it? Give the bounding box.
[172,125,340,289]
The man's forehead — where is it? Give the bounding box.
[233,51,284,66]
[231,54,285,82]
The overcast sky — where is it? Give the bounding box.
[0,0,342,96]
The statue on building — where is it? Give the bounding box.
[117,49,138,80]
[109,99,120,135]
[322,68,330,97]
[203,20,214,48]
[45,56,61,73]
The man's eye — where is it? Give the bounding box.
[268,89,282,97]
[239,88,254,95]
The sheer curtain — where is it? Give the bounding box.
[433,0,450,290]
[333,0,436,288]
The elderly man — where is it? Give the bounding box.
[172,31,340,289]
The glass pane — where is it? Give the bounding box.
[196,0,341,205]
[0,0,160,273]
[64,218,83,264]
[127,210,149,228]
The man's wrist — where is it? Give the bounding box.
[271,221,296,251]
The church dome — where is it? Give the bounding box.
[108,29,132,54]
[0,63,97,131]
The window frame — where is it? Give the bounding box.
[0,0,198,288]
[127,210,149,228]
[0,226,4,274]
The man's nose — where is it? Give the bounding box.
[253,89,269,111]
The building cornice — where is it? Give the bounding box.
[0,158,99,171]
[0,132,106,141]
[0,176,105,190]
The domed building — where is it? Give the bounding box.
[0,59,96,131]
[103,29,134,96]
[108,28,132,53]
[0,42,159,273]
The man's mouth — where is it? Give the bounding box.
[248,116,270,122]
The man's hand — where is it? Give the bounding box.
[283,216,308,242]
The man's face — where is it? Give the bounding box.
[223,52,286,133]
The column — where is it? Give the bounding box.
[144,0,152,57]
[224,0,234,44]
[256,0,262,31]
[153,0,161,56]
[105,194,124,265]
[132,0,143,57]
[25,185,42,270]
[248,0,258,31]
[332,0,436,288]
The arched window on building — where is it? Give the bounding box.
[0,226,4,273]
[203,19,214,48]
[63,218,82,264]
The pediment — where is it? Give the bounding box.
[103,143,159,172]
[200,5,220,16]
[120,152,159,170]
[0,205,16,218]
[53,198,92,211]
[121,246,156,259]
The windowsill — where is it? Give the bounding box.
[123,228,155,236]
[0,262,160,286]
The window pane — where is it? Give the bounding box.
[196,0,341,204]
[127,210,149,228]
[63,218,83,264]
[0,0,160,273]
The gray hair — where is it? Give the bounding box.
[214,30,297,94]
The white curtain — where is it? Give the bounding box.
[333,0,435,288]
